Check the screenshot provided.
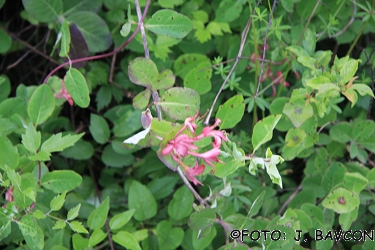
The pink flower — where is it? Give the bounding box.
[55,81,74,106]
[162,134,198,159]
[185,162,205,186]
[161,113,226,184]
[188,147,222,172]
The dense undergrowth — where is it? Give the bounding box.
[1,0,375,249]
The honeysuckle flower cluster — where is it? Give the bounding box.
[162,112,227,186]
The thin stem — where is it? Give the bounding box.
[316,0,357,40]
[135,0,150,59]
[364,50,375,119]
[297,0,320,45]
[255,0,278,97]
[346,20,368,56]
[0,25,60,66]
[177,167,208,207]
[204,17,253,125]
[43,0,151,83]
[277,183,302,215]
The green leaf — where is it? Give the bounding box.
[322,187,359,214]
[158,87,200,120]
[156,220,184,249]
[174,54,210,78]
[215,158,245,178]
[50,191,67,211]
[60,140,94,160]
[329,122,352,143]
[67,204,81,221]
[145,10,193,39]
[64,68,90,108]
[215,0,243,22]
[63,0,102,14]
[283,99,313,128]
[120,22,131,37]
[33,210,46,219]
[132,89,151,110]
[0,135,19,169]
[72,234,89,250]
[128,180,157,221]
[128,57,158,89]
[89,229,107,247]
[158,0,184,8]
[340,59,359,84]
[252,115,282,152]
[17,215,37,236]
[109,209,135,231]
[246,190,266,221]
[27,84,55,126]
[21,123,41,153]
[297,56,316,70]
[87,197,110,230]
[286,45,310,57]
[188,208,216,230]
[192,227,217,250]
[21,216,44,250]
[343,172,368,194]
[302,28,316,55]
[112,231,141,250]
[155,69,175,90]
[216,94,245,130]
[321,162,346,192]
[22,0,62,22]
[41,170,82,193]
[339,207,358,231]
[168,186,194,220]
[66,11,112,53]
[69,221,88,234]
[41,132,84,153]
[350,84,375,98]
[0,29,11,54]
[59,20,71,57]
[367,168,375,189]
[184,62,212,94]
[101,144,135,167]
[89,114,110,144]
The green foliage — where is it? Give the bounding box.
[1,0,375,249]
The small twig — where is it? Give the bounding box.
[204,17,253,125]
[0,25,60,66]
[277,183,302,215]
[316,0,357,39]
[317,121,332,134]
[297,0,321,45]
[135,0,150,59]
[255,0,278,97]
[364,50,375,119]
[109,49,117,83]
[177,167,208,206]
[43,0,151,83]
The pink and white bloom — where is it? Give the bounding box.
[55,81,74,106]
[162,113,227,185]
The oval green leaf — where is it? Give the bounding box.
[64,68,90,108]
[128,180,157,221]
[216,94,245,129]
[252,114,282,152]
[322,187,359,214]
[158,87,200,121]
[282,99,313,128]
[89,114,110,144]
[87,197,109,230]
[27,84,55,126]
[41,170,82,193]
[112,231,141,250]
[22,0,62,23]
[128,57,158,89]
[184,62,212,94]
[145,10,193,39]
